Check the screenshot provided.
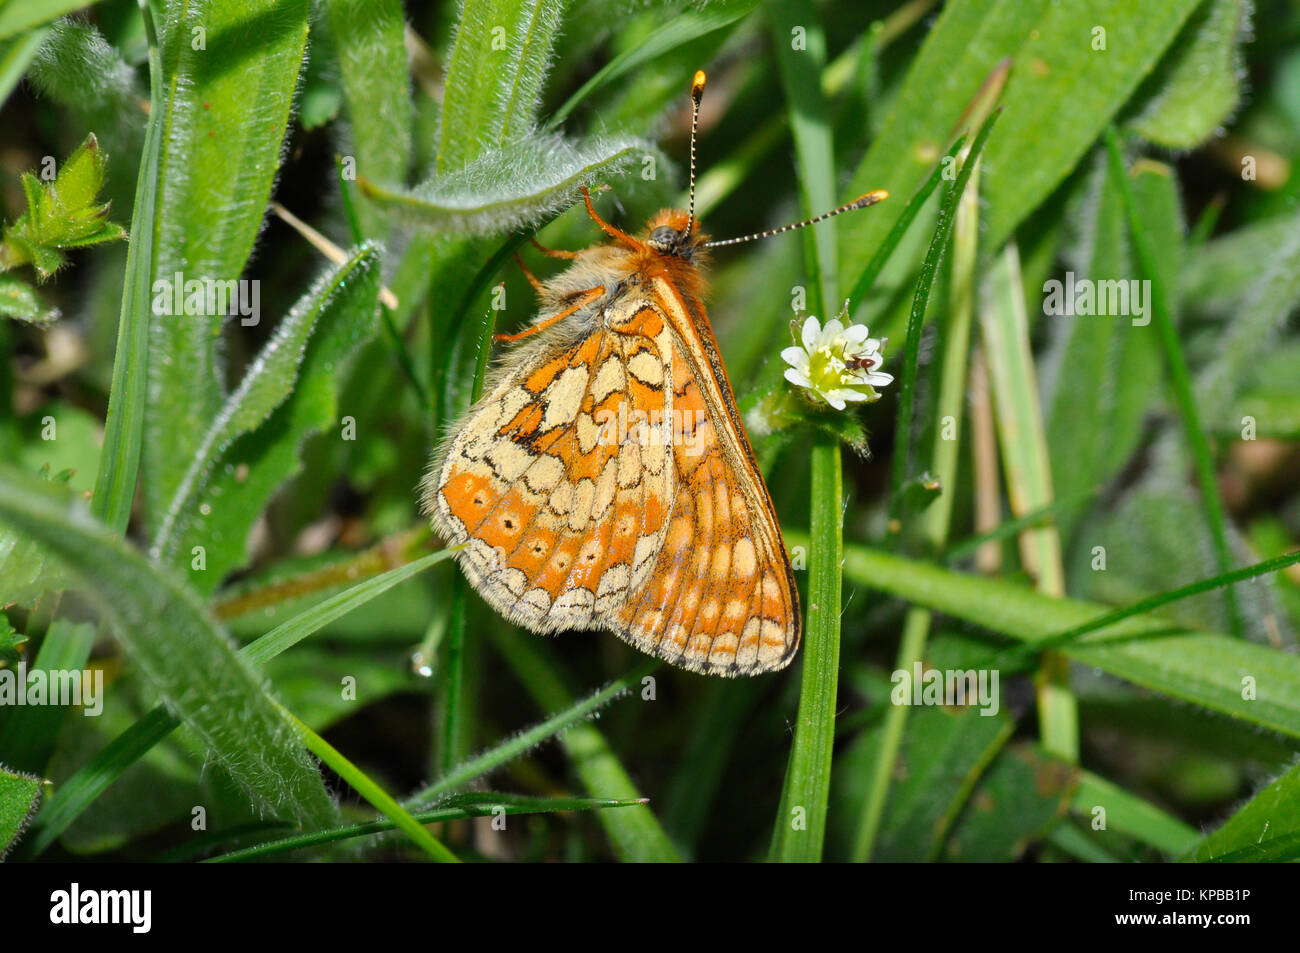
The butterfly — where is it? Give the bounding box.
[424,72,886,676]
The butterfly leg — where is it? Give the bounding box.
[529,237,578,260]
[580,186,641,250]
[493,286,605,343]
[513,252,547,297]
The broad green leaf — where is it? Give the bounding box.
[840,545,1300,738]
[0,463,74,607]
[150,245,380,573]
[437,0,571,172]
[838,0,1202,283]
[361,134,643,235]
[139,0,310,537]
[1194,208,1300,415]
[0,468,339,833]
[1190,760,1300,862]
[868,706,1014,862]
[942,744,1077,861]
[163,247,382,592]
[1127,0,1247,148]
[1182,211,1300,314]
[0,763,42,859]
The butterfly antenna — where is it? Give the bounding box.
[685,70,706,237]
[703,189,889,249]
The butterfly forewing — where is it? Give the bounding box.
[613,279,800,675]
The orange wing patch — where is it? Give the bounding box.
[612,357,800,675]
[427,307,675,635]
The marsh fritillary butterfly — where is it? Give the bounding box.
[424,72,886,676]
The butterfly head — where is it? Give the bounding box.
[643,209,705,261]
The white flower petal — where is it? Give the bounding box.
[842,324,869,345]
[801,316,822,350]
[823,318,845,341]
[784,367,813,388]
[824,393,847,411]
[832,389,870,403]
[780,346,808,368]
[865,371,894,387]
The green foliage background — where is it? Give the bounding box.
[0,0,1298,862]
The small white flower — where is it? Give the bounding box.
[781,304,893,411]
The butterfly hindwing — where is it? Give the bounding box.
[428,304,676,633]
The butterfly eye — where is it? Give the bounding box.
[648,225,680,251]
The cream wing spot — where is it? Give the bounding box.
[486,441,532,482]
[627,350,663,386]
[540,365,589,431]
[592,355,625,403]
[524,453,565,494]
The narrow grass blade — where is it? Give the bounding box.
[21,545,450,857]
[0,619,94,773]
[90,0,163,533]
[545,0,762,130]
[409,657,658,806]
[0,2,102,41]
[1104,126,1242,638]
[838,545,1300,737]
[276,703,456,862]
[979,242,1075,761]
[771,439,842,862]
[889,109,997,523]
[206,794,645,862]
[484,627,679,862]
[1073,770,1199,857]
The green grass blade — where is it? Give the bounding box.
[545,0,762,130]
[979,241,1075,761]
[889,109,997,522]
[206,794,645,862]
[1104,126,1242,638]
[0,26,49,106]
[20,541,450,857]
[0,619,95,773]
[839,544,1300,737]
[0,2,102,41]
[90,0,163,533]
[276,703,456,862]
[484,627,679,861]
[1073,770,1199,857]
[771,439,842,862]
